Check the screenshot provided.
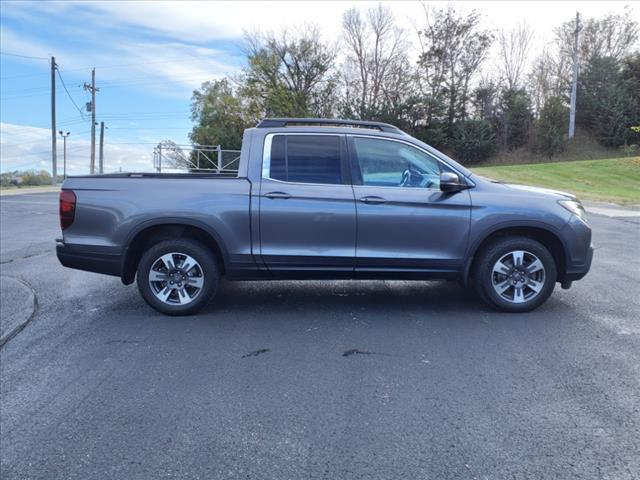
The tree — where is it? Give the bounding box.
[340,5,410,121]
[548,9,639,100]
[556,8,639,68]
[578,55,640,147]
[450,120,496,164]
[157,140,190,169]
[535,96,568,157]
[527,48,569,117]
[495,88,534,150]
[497,22,534,89]
[473,78,498,121]
[240,27,337,118]
[190,79,250,150]
[417,6,493,128]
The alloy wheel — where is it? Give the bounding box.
[148,252,204,305]
[491,250,546,304]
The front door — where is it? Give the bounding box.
[349,136,471,275]
[259,133,356,273]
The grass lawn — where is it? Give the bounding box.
[472,157,640,205]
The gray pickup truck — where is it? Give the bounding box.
[57,118,593,315]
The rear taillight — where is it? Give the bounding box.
[59,190,76,230]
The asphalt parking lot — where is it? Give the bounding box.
[1,192,639,479]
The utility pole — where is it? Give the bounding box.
[99,121,105,174]
[569,11,581,140]
[51,56,57,185]
[84,69,99,173]
[58,131,70,179]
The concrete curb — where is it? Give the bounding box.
[0,276,37,348]
[583,201,640,218]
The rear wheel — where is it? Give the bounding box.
[136,239,219,315]
[474,236,556,312]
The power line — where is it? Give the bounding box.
[56,119,89,128]
[1,138,54,148]
[0,91,51,100]
[106,127,190,131]
[0,58,211,80]
[0,72,50,80]
[52,55,229,73]
[1,146,85,159]
[1,85,50,95]
[0,51,49,60]
[56,68,88,120]
[98,76,214,90]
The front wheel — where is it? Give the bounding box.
[474,237,557,313]
[136,239,219,315]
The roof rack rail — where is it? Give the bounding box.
[256,117,402,133]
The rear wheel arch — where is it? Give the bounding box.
[121,221,227,284]
[465,225,567,285]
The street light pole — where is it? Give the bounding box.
[58,131,70,179]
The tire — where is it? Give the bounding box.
[136,238,219,316]
[473,236,557,313]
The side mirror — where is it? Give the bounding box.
[439,172,466,193]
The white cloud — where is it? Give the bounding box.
[0,28,56,60]
[1,122,155,174]
[1,27,240,98]
[11,0,636,47]
[3,1,637,97]
[105,41,240,92]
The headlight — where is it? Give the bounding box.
[558,199,587,220]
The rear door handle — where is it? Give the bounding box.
[359,195,386,205]
[264,191,291,200]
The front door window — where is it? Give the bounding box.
[352,137,441,189]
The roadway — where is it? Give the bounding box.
[1,192,639,479]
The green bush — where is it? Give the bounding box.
[1,170,53,186]
[412,122,449,150]
[535,97,568,157]
[450,120,496,164]
[620,143,639,157]
[0,172,13,187]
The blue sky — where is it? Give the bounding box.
[1,1,252,173]
[1,1,636,174]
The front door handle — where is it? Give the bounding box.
[264,191,291,200]
[359,195,386,205]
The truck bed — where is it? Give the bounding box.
[59,175,255,280]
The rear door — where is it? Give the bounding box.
[349,135,471,275]
[258,133,356,273]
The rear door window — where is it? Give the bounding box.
[268,135,343,185]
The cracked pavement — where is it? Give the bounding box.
[1,192,639,479]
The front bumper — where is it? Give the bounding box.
[564,244,594,281]
[56,239,122,278]
[560,214,594,282]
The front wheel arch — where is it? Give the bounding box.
[464,226,567,286]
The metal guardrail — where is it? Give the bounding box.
[152,143,240,173]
